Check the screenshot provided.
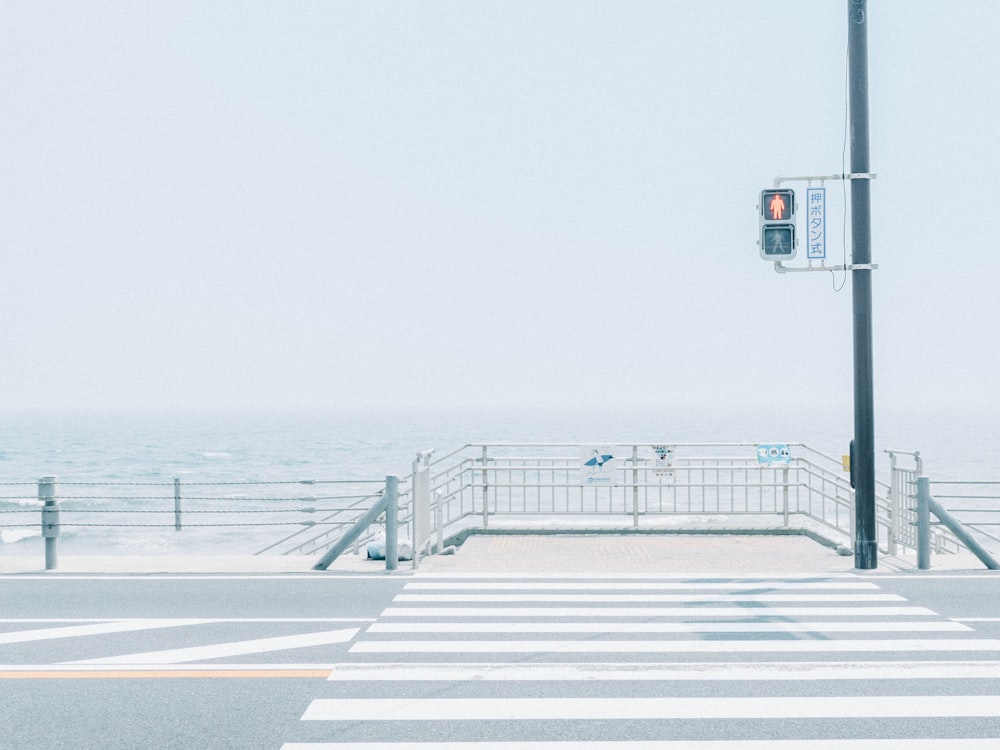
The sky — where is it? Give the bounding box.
[1,1,998,441]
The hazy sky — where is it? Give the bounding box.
[2,1,998,424]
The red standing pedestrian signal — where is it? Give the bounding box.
[768,192,788,220]
[759,188,797,260]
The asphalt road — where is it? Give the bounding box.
[4,570,1000,748]
[0,573,404,749]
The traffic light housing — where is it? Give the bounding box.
[759,188,797,260]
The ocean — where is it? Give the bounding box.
[1,405,997,557]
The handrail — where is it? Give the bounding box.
[917,476,1000,570]
[10,441,910,567]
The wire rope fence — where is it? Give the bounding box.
[3,442,995,570]
[0,476,388,564]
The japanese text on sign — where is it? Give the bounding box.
[652,445,675,479]
[806,187,826,259]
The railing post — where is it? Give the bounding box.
[410,459,420,570]
[174,477,182,531]
[916,476,931,570]
[385,475,398,572]
[632,444,639,529]
[39,476,59,571]
[411,451,433,567]
[849,489,856,553]
[887,452,899,555]
[435,489,444,553]
[481,445,489,529]
[782,466,790,527]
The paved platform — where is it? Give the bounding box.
[417,534,992,576]
[418,534,857,576]
[0,533,989,575]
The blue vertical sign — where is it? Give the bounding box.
[806,187,826,259]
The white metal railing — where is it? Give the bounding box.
[915,477,999,569]
[884,450,960,555]
[9,443,987,568]
[248,442,1000,566]
[260,442,872,559]
[415,443,863,555]
[258,444,987,567]
[926,479,1000,552]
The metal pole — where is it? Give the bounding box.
[411,460,420,570]
[39,476,58,571]
[916,476,931,570]
[435,489,444,553]
[782,466,790,527]
[632,444,639,529]
[849,0,877,569]
[174,478,182,531]
[385,475,398,572]
[312,491,390,570]
[927,494,1000,571]
[481,445,489,529]
[887,452,898,555]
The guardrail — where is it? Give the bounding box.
[926,479,1000,550]
[884,450,959,556]
[916,477,1000,570]
[276,442,871,565]
[10,442,990,572]
[0,476,387,569]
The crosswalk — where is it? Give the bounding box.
[279,575,1000,748]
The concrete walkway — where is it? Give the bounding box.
[418,534,858,576]
[0,533,989,575]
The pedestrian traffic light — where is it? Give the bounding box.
[761,189,795,222]
[761,224,795,258]
[759,188,797,260]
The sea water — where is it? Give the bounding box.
[0,405,997,556]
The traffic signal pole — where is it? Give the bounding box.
[848,0,877,569]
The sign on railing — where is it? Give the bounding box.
[580,445,618,486]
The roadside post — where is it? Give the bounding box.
[39,476,59,571]
[385,474,399,572]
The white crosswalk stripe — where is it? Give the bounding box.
[280,575,1000,748]
[366,620,970,633]
[380,605,938,617]
[324,660,1000,682]
[302,694,1000,720]
[392,592,906,602]
[282,742,1000,749]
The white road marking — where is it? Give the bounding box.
[326,660,1000,681]
[68,627,360,664]
[393,593,905,603]
[380,606,937,618]
[0,619,217,645]
[404,581,882,590]
[301,694,1000,720]
[350,638,1000,654]
[366,620,971,634]
[0,575,400,581]
[0,618,374,623]
[413,572,864,580]
[1,663,337,672]
[280,740,1000,749]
